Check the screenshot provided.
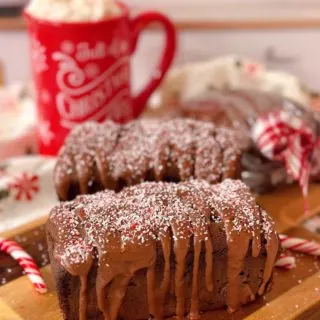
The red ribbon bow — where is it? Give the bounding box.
[252,109,320,212]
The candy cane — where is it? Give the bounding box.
[0,237,47,294]
[280,234,320,256]
[275,253,296,270]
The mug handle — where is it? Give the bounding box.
[130,11,177,117]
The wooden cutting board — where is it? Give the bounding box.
[1,184,320,320]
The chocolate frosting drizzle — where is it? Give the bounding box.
[54,119,244,200]
[48,179,279,320]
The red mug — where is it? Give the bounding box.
[24,3,176,155]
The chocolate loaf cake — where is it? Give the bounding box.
[47,179,279,320]
[54,119,247,201]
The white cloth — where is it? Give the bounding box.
[0,156,57,233]
[161,55,310,108]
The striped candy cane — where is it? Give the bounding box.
[280,234,320,256]
[275,253,296,270]
[0,237,47,294]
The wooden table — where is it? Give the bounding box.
[1,184,320,319]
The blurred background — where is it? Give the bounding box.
[1,2,320,304]
[1,0,320,93]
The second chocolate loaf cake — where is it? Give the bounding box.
[54,118,247,200]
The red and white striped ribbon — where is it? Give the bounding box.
[0,237,47,294]
[252,108,320,212]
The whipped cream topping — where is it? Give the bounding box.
[26,0,122,22]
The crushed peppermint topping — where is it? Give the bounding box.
[49,179,275,266]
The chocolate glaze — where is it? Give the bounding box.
[47,179,279,319]
[54,119,246,201]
